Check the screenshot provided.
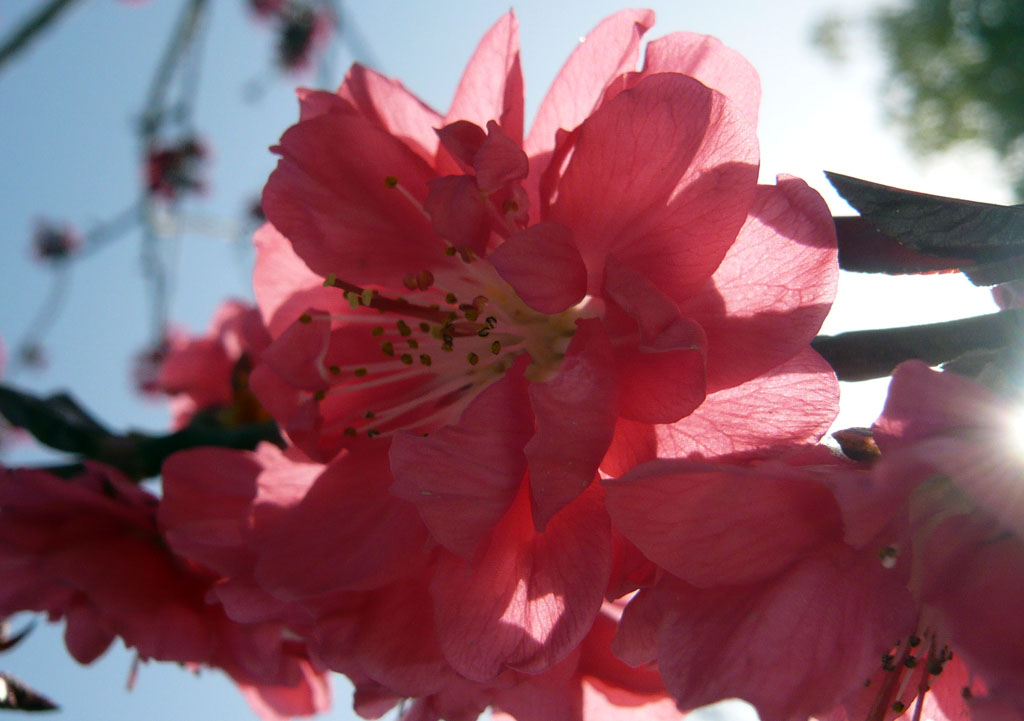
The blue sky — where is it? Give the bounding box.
[0,1,1009,719]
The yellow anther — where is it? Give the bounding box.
[361,289,374,305]
[467,352,479,365]
[323,273,337,287]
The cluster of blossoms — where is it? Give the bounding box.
[247,0,333,73]
[3,9,1024,721]
[144,136,208,201]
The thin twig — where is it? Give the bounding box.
[0,0,81,73]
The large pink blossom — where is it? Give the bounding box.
[607,447,916,721]
[236,6,840,695]
[0,463,329,721]
[840,361,1024,720]
[159,444,683,721]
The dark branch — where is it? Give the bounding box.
[0,0,80,73]
[812,308,1024,381]
[0,383,282,480]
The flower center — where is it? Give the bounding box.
[308,245,581,442]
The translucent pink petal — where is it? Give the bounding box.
[633,550,914,721]
[252,223,342,337]
[263,112,441,288]
[641,32,761,125]
[159,448,265,575]
[445,11,524,145]
[424,174,490,255]
[602,348,839,474]
[525,9,655,157]
[259,314,331,391]
[874,361,999,449]
[678,177,838,393]
[489,222,587,314]
[921,513,1024,705]
[296,87,354,121]
[550,73,759,305]
[525,318,616,530]
[236,658,332,721]
[430,485,610,681]
[614,316,707,424]
[351,578,452,697]
[339,63,443,162]
[390,365,534,558]
[255,447,429,596]
[604,459,843,587]
[475,120,529,194]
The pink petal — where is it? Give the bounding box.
[255,447,429,596]
[445,11,524,145]
[613,316,706,424]
[525,318,617,530]
[296,87,354,121]
[550,73,759,305]
[259,312,331,391]
[601,262,707,424]
[263,112,441,289]
[677,177,838,393]
[635,550,914,721]
[603,458,843,587]
[159,448,264,575]
[339,63,443,162]
[525,9,655,157]
[424,174,491,255]
[252,223,343,338]
[489,222,587,314]
[351,578,452,697]
[436,120,486,174]
[389,363,534,558]
[602,348,839,474]
[431,484,610,681]
[641,32,761,125]
[921,513,1024,704]
[236,658,332,721]
[475,120,529,194]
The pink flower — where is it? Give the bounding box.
[606,448,916,721]
[0,463,329,720]
[145,136,208,200]
[843,361,1024,720]
[241,6,839,691]
[153,300,272,429]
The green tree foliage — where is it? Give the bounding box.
[874,0,1024,196]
